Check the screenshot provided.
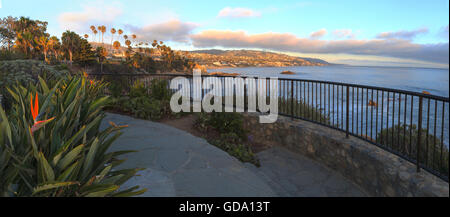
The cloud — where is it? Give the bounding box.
[217,7,261,18]
[190,30,449,64]
[332,29,356,39]
[58,0,123,32]
[376,27,428,40]
[310,28,327,39]
[439,25,449,40]
[125,19,198,43]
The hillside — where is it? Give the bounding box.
[187,49,329,68]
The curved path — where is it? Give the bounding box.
[102,113,366,197]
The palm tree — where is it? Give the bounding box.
[117,29,123,43]
[36,36,51,63]
[110,28,116,51]
[131,34,137,47]
[90,25,96,42]
[61,31,78,65]
[96,47,108,73]
[125,39,131,47]
[112,41,121,55]
[93,29,98,43]
[98,25,106,45]
[49,36,60,60]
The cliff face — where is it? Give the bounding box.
[187,49,329,67]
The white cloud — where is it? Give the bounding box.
[190,30,449,64]
[376,27,429,40]
[310,28,327,39]
[332,29,356,39]
[125,19,199,43]
[58,0,123,32]
[217,7,261,18]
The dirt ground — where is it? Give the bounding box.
[160,114,268,153]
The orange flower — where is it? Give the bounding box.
[30,93,55,134]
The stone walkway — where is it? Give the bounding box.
[102,113,366,197]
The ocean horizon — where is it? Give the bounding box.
[212,65,450,98]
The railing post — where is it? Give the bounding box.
[291,80,294,119]
[346,86,349,138]
[417,96,423,173]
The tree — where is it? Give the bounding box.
[96,46,108,73]
[113,41,121,55]
[12,17,49,57]
[49,36,61,60]
[61,30,79,65]
[110,28,116,51]
[36,36,51,63]
[0,16,17,50]
[90,25,97,42]
[98,25,106,45]
[125,39,131,47]
[117,29,123,42]
[74,38,96,67]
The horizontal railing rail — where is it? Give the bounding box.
[89,73,450,182]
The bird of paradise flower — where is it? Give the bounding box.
[30,93,55,134]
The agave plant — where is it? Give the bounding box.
[0,75,146,197]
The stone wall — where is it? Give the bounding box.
[243,113,449,197]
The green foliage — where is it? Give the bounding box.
[377,124,449,177]
[196,112,247,140]
[211,133,260,166]
[195,112,258,166]
[107,79,175,121]
[0,60,69,87]
[149,79,171,101]
[278,97,330,124]
[0,76,146,197]
[0,50,27,61]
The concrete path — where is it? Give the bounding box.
[245,147,367,197]
[102,113,366,197]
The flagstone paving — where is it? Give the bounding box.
[102,113,367,197]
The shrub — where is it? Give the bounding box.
[107,79,176,121]
[195,112,247,140]
[377,124,449,177]
[278,97,329,124]
[194,112,259,166]
[149,79,171,101]
[0,75,146,197]
[211,133,260,166]
[0,59,69,88]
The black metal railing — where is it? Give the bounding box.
[89,73,450,182]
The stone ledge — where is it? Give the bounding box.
[243,113,449,197]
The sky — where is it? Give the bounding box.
[1,0,449,68]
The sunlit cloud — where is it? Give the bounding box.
[217,7,262,18]
[125,19,199,43]
[376,27,429,40]
[58,0,123,32]
[309,28,327,39]
[332,29,356,39]
[438,25,449,40]
[190,30,449,64]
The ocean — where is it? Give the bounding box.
[214,65,449,97]
[205,65,449,148]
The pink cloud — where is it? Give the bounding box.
[332,29,356,39]
[58,0,123,31]
[190,30,448,64]
[377,27,429,40]
[310,28,327,39]
[217,7,261,18]
[125,19,198,42]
